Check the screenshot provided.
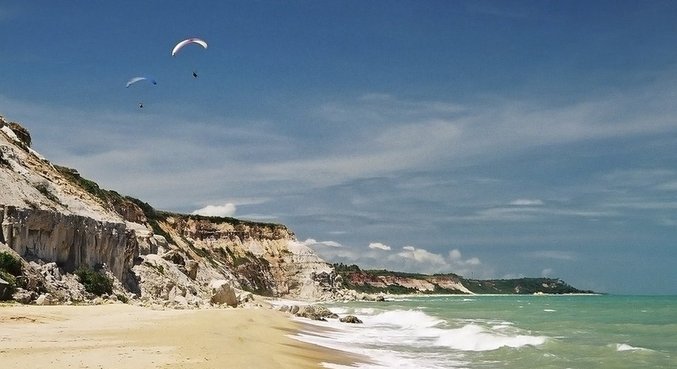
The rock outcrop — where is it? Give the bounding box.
[0,115,341,306]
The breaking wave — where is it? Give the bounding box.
[292,308,547,369]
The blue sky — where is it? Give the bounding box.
[2,1,677,294]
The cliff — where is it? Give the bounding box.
[334,264,594,295]
[0,114,592,306]
[0,115,337,306]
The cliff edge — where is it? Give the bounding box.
[0,115,338,307]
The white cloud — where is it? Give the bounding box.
[385,246,487,276]
[541,268,554,277]
[396,246,448,266]
[320,240,343,248]
[448,249,481,266]
[510,199,544,206]
[369,242,391,251]
[297,238,343,248]
[191,203,237,217]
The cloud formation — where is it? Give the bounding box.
[368,242,391,251]
[191,203,237,217]
[510,199,544,206]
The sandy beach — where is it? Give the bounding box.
[0,303,356,369]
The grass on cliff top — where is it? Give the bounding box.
[334,263,461,279]
[55,165,285,230]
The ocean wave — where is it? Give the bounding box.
[293,307,547,368]
[616,343,653,352]
[366,309,445,329]
[434,323,546,351]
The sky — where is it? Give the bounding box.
[1,0,677,294]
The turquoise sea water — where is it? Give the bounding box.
[292,295,677,369]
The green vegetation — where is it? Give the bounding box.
[75,265,113,296]
[0,252,22,276]
[333,263,593,295]
[126,197,176,244]
[35,182,62,204]
[55,165,113,204]
[463,278,593,294]
[0,252,22,300]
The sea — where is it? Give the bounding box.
[290,294,677,369]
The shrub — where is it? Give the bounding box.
[0,252,22,276]
[75,266,113,296]
[0,270,16,300]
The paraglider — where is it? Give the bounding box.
[172,37,207,78]
[126,76,157,108]
[125,76,157,88]
[171,37,208,56]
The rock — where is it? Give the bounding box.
[236,290,253,304]
[172,295,189,309]
[162,250,186,266]
[35,293,54,305]
[289,305,300,315]
[295,305,338,321]
[8,122,31,147]
[11,288,35,304]
[209,279,238,307]
[184,260,198,280]
[313,305,339,319]
[339,315,363,324]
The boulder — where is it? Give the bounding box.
[209,279,238,307]
[295,305,338,321]
[339,315,363,324]
[35,293,55,305]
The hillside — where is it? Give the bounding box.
[334,264,594,295]
[1,115,338,306]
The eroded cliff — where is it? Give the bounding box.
[0,115,338,306]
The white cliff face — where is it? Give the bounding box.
[0,120,123,223]
[1,117,338,304]
[1,119,139,284]
[155,215,337,300]
[0,207,138,282]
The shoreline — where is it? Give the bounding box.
[0,303,361,369]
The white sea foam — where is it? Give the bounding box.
[435,324,546,351]
[292,306,547,369]
[616,343,653,352]
[366,309,445,329]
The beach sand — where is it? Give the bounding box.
[0,303,356,369]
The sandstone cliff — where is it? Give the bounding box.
[0,115,338,306]
[334,264,594,295]
[0,115,592,306]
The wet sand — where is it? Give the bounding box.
[0,303,357,369]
